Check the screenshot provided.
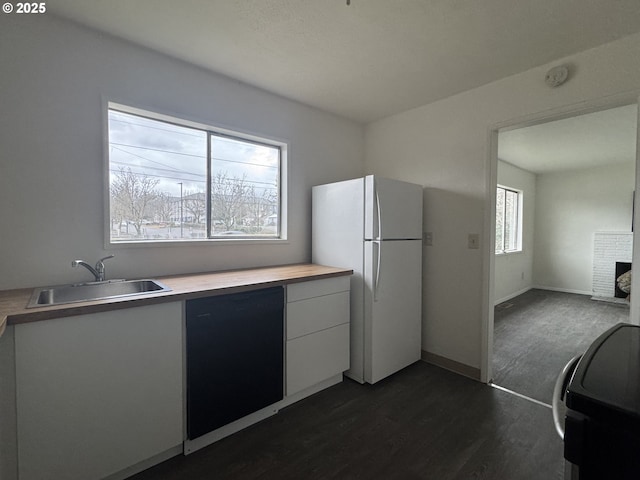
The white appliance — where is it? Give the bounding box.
[312,175,423,384]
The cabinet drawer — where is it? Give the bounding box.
[286,291,349,340]
[287,276,350,302]
[286,323,349,396]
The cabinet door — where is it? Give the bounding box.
[287,323,349,396]
[14,303,183,480]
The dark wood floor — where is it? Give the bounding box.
[493,289,628,404]
[131,362,563,480]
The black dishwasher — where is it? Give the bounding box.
[186,286,284,440]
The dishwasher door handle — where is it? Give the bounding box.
[552,354,582,439]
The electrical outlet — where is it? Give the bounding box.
[468,233,480,249]
[423,231,433,246]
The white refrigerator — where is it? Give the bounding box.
[312,175,423,384]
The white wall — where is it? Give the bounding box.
[494,161,536,304]
[533,162,635,294]
[365,32,640,370]
[0,15,364,290]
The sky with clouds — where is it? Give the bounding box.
[108,109,279,198]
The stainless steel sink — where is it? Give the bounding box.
[27,279,172,308]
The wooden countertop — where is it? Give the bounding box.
[0,264,352,331]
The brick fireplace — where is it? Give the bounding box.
[593,232,633,298]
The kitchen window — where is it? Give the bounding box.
[495,185,522,254]
[107,104,285,244]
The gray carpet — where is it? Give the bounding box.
[492,288,629,405]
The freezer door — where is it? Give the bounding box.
[364,239,422,384]
[365,175,423,240]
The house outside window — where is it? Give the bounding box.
[107,104,285,244]
[495,185,522,254]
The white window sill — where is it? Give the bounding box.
[495,249,523,256]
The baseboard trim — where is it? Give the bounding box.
[104,445,183,480]
[421,351,481,381]
[495,287,532,305]
[532,285,592,296]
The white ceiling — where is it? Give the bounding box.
[49,0,640,124]
[498,104,638,174]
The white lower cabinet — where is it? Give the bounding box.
[286,276,350,397]
[14,303,183,480]
[9,274,351,479]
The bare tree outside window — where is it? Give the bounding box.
[183,190,206,225]
[210,135,279,237]
[150,192,175,224]
[211,172,251,232]
[111,167,159,236]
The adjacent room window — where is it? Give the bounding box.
[495,186,522,254]
[107,104,284,243]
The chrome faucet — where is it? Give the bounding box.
[72,255,115,282]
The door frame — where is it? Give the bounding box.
[481,92,640,384]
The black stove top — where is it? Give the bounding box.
[567,323,640,427]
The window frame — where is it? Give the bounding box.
[495,185,523,255]
[104,102,288,247]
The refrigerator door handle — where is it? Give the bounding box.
[373,240,381,302]
[375,189,382,239]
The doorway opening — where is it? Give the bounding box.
[486,102,638,405]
